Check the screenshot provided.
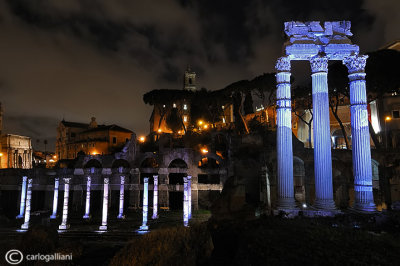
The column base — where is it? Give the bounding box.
[352,202,377,213]
[139,225,149,231]
[50,214,57,219]
[83,214,91,219]
[313,199,337,210]
[21,223,29,230]
[16,214,24,219]
[99,225,108,231]
[277,197,297,210]
[58,224,70,230]
[151,214,158,219]
[117,214,125,219]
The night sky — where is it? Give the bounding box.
[0,0,398,151]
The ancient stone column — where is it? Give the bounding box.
[188,175,192,219]
[152,175,158,219]
[59,178,71,230]
[183,177,189,227]
[275,57,296,209]
[16,176,28,218]
[50,177,59,219]
[21,178,32,229]
[117,175,125,219]
[310,56,336,210]
[343,55,376,212]
[99,177,109,231]
[83,176,91,219]
[139,177,149,231]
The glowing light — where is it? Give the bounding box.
[203,124,208,129]
[53,155,57,159]
[178,130,181,134]
[302,203,307,208]
[201,148,208,154]
[49,159,55,162]
[0,153,3,157]
[157,129,162,133]
[385,116,391,121]
[91,151,98,155]
[198,120,203,126]
[139,136,146,142]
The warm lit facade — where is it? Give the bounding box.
[0,134,33,169]
[56,117,133,159]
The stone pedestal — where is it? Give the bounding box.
[310,56,336,210]
[152,175,158,219]
[16,176,28,219]
[344,55,376,212]
[275,57,296,209]
[50,177,59,219]
[21,178,32,229]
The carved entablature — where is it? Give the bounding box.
[275,57,291,72]
[310,56,328,73]
[343,55,368,74]
[284,21,359,60]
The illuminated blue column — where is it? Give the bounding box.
[183,177,189,227]
[83,176,91,219]
[152,175,158,219]
[310,56,336,210]
[275,57,296,209]
[344,55,376,212]
[59,178,71,230]
[99,177,109,231]
[16,176,28,218]
[21,178,32,229]
[188,176,192,219]
[50,177,59,219]
[139,177,149,231]
[117,175,126,219]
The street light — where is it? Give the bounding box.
[385,116,391,149]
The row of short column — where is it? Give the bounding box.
[275,55,376,212]
[17,174,193,230]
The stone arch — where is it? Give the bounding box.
[140,157,159,168]
[331,128,351,149]
[168,158,188,169]
[112,159,130,169]
[293,156,305,203]
[84,159,102,168]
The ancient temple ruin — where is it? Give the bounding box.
[275,21,375,212]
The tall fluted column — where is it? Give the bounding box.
[152,175,158,219]
[344,55,376,212]
[59,178,71,230]
[50,177,59,219]
[21,178,32,229]
[310,56,336,210]
[83,176,91,219]
[183,177,189,227]
[275,57,296,209]
[139,177,149,231]
[188,176,192,219]
[99,177,109,231]
[117,175,126,219]
[16,176,28,218]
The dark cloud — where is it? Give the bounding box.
[0,0,398,151]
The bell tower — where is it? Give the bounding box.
[183,66,196,91]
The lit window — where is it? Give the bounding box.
[183,116,188,122]
[222,117,226,123]
[222,105,224,109]
[173,103,176,108]
[183,104,187,110]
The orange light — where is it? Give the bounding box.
[203,124,208,129]
[0,153,3,157]
[139,136,146,142]
[178,130,181,134]
[157,129,162,133]
[53,155,57,159]
[198,120,203,126]
[91,151,98,155]
[385,116,391,121]
[201,148,208,154]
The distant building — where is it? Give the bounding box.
[56,117,134,160]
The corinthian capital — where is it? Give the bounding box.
[310,56,328,73]
[275,57,291,72]
[343,55,368,73]
[104,177,110,184]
